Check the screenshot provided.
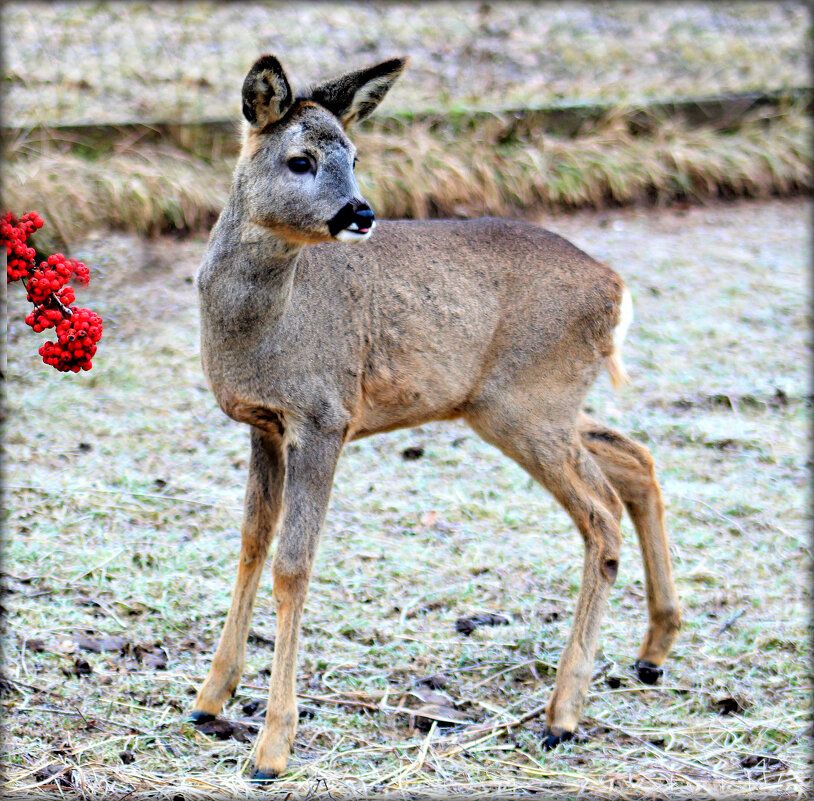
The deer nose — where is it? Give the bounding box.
[328,199,377,239]
[352,205,375,231]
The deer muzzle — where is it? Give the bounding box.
[328,200,376,243]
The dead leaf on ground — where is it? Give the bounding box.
[404,688,471,731]
[113,599,152,617]
[196,718,258,742]
[411,703,473,731]
[714,696,745,715]
[141,651,167,670]
[72,657,92,676]
[455,613,511,635]
[416,674,448,690]
[738,753,788,780]
[48,738,74,757]
[401,445,424,460]
[241,698,264,717]
[248,630,275,648]
[177,638,207,653]
[408,688,453,707]
[133,643,168,669]
[75,635,130,653]
[34,764,74,789]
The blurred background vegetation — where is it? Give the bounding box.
[4,2,809,123]
[3,1,811,247]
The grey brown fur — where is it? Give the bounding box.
[193,54,681,780]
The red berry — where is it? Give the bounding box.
[6,209,102,372]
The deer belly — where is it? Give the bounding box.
[347,359,469,439]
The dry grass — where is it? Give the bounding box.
[4,104,811,249]
[358,103,812,219]
[2,199,810,799]
[2,135,232,249]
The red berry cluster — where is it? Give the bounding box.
[2,209,103,372]
[3,211,44,281]
[39,308,104,372]
[25,254,87,305]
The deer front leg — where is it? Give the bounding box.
[190,428,286,722]
[251,430,343,782]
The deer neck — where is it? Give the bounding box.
[197,194,304,340]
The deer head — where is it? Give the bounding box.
[236,54,408,246]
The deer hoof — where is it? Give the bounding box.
[634,660,664,685]
[249,768,278,784]
[187,710,217,725]
[541,727,573,750]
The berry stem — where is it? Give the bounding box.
[22,276,73,318]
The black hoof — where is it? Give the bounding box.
[634,660,664,685]
[187,710,217,725]
[250,768,278,784]
[542,728,573,750]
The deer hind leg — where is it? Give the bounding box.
[578,413,681,683]
[190,428,286,722]
[465,401,624,745]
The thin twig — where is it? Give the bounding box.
[6,483,240,511]
[435,700,549,754]
[587,715,740,782]
[21,275,73,318]
[15,704,147,736]
[4,677,148,735]
[715,608,746,636]
[239,684,380,712]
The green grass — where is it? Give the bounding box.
[2,199,810,799]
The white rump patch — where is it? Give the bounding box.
[606,286,633,388]
[613,286,634,354]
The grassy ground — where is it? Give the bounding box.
[2,198,810,799]
[4,2,808,126]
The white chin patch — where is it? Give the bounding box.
[335,220,375,243]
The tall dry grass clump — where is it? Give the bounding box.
[3,139,232,248]
[3,104,810,245]
[356,103,812,219]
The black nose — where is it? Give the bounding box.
[352,205,375,230]
[328,200,376,236]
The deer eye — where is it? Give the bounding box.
[287,156,313,174]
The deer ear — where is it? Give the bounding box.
[309,57,409,128]
[242,55,294,128]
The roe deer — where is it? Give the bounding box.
[191,54,681,781]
